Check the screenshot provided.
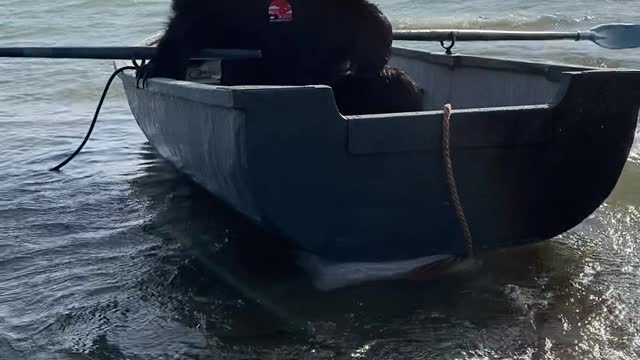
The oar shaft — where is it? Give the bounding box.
[393,30,594,42]
[0,47,262,60]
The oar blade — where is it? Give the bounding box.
[590,23,640,49]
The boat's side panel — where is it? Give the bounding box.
[390,48,576,111]
[240,86,554,260]
[237,86,359,253]
[391,56,558,110]
[348,105,552,154]
[241,71,640,263]
[120,73,262,221]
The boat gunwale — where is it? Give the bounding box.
[118,71,564,123]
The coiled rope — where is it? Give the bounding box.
[50,65,137,171]
[442,103,474,258]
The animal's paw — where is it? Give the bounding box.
[135,62,158,89]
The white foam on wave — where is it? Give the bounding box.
[391,13,598,32]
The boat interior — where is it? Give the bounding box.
[183,48,589,113]
[388,47,586,111]
[141,35,590,113]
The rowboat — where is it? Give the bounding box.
[115,35,640,277]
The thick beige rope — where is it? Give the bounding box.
[442,104,474,258]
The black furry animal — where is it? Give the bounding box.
[330,67,423,115]
[138,0,393,85]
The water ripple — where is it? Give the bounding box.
[2,0,640,359]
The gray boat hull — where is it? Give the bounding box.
[118,46,640,262]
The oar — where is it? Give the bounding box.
[1,23,635,61]
[0,47,262,60]
[393,23,640,49]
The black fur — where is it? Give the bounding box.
[331,67,423,115]
[140,0,393,85]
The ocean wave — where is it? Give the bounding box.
[392,13,598,31]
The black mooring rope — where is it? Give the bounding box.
[50,65,137,171]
